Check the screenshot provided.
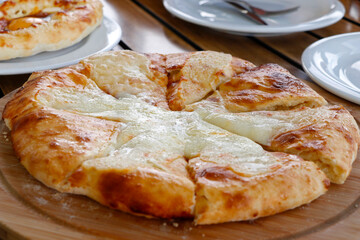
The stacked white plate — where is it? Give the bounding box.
[0,17,122,75]
[163,0,345,36]
[302,32,360,105]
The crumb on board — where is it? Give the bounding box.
[35,197,48,205]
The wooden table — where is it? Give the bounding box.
[0,0,360,239]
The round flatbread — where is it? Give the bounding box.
[0,0,103,60]
[3,50,359,225]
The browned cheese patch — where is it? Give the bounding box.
[98,171,194,218]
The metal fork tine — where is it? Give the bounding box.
[226,1,268,25]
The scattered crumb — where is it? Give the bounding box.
[51,192,66,201]
[355,204,359,208]
[248,219,255,225]
[105,212,113,218]
[35,197,48,205]
[61,202,70,209]
[163,222,167,226]
[172,222,179,228]
[202,233,205,238]
[22,184,41,192]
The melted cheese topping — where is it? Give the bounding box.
[7,17,45,31]
[4,50,343,225]
[181,51,233,92]
[37,76,280,176]
[191,103,348,146]
[83,131,185,170]
[167,51,233,110]
[82,51,159,98]
[184,119,278,175]
[0,1,78,20]
[193,105,294,145]
[30,50,346,186]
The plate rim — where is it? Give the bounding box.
[0,16,122,75]
[301,32,360,105]
[163,0,345,35]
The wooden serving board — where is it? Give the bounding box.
[0,90,359,240]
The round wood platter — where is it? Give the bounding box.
[0,88,359,240]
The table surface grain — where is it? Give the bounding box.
[0,0,360,239]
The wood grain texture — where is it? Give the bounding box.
[0,75,29,96]
[132,0,360,117]
[133,0,359,70]
[0,0,196,96]
[312,19,360,37]
[104,0,194,53]
[0,0,360,237]
[0,84,359,240]
[133,0,309,80]
[242,2,360,66]
[342,0,360,23]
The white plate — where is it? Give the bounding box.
[163,0,345,36]
[0,16,122,75]
[302,32,360,105]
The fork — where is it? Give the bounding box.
[200,0,299,25]
[200,0,299,15]
[225,1,268,25]
[234,0,299,15]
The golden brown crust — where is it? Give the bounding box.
[269,106,360,184]
[0,0,103,60]
[166,51,254,111]
[189,102,360,184]
[12,108,122,187]
[231,56,256,75]
[3,53,196,218]
[165,52,192,71]
[68,167,195,219]
[66,139,196,218]
[183,121,330,225]
[189,153,329,225]
[3,63,95,128]
[81,51,170,109]
[3,66,123,187]
[219,63,327,112]
[97,170,193,218]
[145,53,168,88]
[2,50,358,225]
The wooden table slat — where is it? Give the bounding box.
[103,0,195,54]
[133,0,308,77]
[312,19,360,37]
[343,0,360,23]
[0,0,359,239]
